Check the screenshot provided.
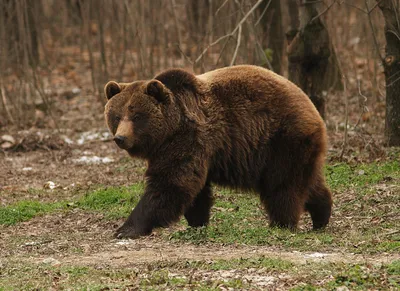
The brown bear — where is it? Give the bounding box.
[104,65,333,239]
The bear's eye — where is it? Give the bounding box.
[114,116,121,123]
[132,113,144,122]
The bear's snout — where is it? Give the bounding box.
[114,135,128,149]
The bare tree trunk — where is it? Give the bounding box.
[287,0,333,119]
[259,0,284,74]
[377,0,400,146]
[286,0,300,83]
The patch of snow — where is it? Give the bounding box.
[72,156,114,165]
[77,131,111,145]
[22,167,33,171]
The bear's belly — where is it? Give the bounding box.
[207,151,265,191]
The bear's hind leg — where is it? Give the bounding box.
[305,177,332,230]
[261,186,305,230]
[184,183,214,227]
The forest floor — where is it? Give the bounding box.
[0,60,399,290]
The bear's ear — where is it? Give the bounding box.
[104,81,121,100]
[146,80,169,103]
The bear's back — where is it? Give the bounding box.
[198,65,314,110]
[197,65,324,139]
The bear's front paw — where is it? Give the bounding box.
[114,224,151,239]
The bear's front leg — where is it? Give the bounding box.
[115,175,204,239]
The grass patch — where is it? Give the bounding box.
[76,183,144,219]
[388,260,400,275]
[0,200,63,226]
[324,263,399,290]
[325,160,400,193]
[0,183,144,226]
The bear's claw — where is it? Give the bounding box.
[114,226,141,239]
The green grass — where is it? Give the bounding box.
[76,183,144,219]
[388,260,400,275]
[0,183,144,226]
[325,160,400,193]
[0,200,63,226]
[325,263,399,290]
[0,259,398,290]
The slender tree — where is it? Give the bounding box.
[286,0,300,85]
[259,0,284,74]
[376,0,400,146]
[286,0,342,119]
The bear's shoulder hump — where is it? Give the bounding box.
[154,68,199,94]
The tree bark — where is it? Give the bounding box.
[377,0,400,147]
[286,0,300,84]
[259,0,284,74]
[286,0,343,119]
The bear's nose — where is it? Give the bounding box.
[113,135,127,148]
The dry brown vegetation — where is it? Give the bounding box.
[0,0,396,157]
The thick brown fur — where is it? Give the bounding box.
[104,65,333,239]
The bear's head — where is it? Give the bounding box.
[104,79,181,158]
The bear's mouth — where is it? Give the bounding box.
[126,145,142,157]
